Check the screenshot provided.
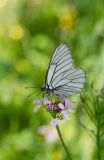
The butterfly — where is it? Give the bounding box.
[41,44,86,96]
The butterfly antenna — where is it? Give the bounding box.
[25,86,41,89]
[27,91,36,98]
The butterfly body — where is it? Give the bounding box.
[42,44,86,96]
[41,87,54,94]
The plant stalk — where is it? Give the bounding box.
[56,125,72,160]
[97,119,101,160]
[96,98,101,160]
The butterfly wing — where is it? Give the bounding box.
[53,68,86,96]
[45,44,86,96]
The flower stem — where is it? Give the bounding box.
[56,125,72,160]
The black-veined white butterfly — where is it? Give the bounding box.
[41,44,86,96]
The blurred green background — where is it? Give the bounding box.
[0,0,104,160]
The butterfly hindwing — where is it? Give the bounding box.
[53,68,85,95]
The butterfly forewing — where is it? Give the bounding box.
[46,44,73,87]
[45,43,86,96]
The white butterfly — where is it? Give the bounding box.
[41,44,86,96]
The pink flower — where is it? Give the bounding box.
[33,97,51,112]
[33,96,75,126]
[34,105,42,112]
[64,98,71,107]
[33,99,42,112]
[68,108,76,113]
[58,103,65,109]
[44,99,51,105]
[50,98,75,126]
[51,118,61,126]
[62,110,70,120]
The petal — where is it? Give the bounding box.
[33,99,40,104]
[51,118,60,126]
[62,110,70,120]
[64,114,70,120]
[44,99,51,105]
[63,113,70,120]
[62,110,67,115]
[68,108,76,113]
[58,103,65,109]
[33,105,42,112]
[64,98,71,107]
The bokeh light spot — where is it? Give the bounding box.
[0,0,8,8]
[9,25,24,41]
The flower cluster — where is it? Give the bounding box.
[33,96,75,126]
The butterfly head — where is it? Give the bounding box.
[41,87,44,91]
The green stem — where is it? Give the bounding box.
[56,125,72,160]
[96,99,101,160]
[97,121,101,160]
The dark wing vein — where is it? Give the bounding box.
[45,43,86,96]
